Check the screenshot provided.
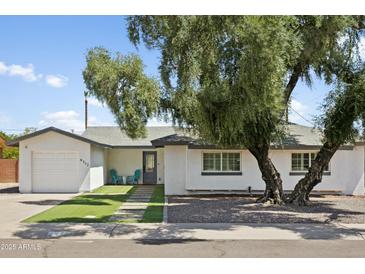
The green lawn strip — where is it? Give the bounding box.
[92,185,135,194]
[140,185,165,223]
[23,185,136,223]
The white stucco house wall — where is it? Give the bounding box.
[7,124,365,195]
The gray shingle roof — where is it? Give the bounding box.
[8,124,359,149]
[7,127,111,148]
[274,124,323,148]
[82,126,178,147]
[82,124,330,148]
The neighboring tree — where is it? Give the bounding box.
[289,68,365,205]
[0,136,5,158]
[83,47,160,138]
[0,131,17,141]
[22,127,37,135]
[127,15,365,204]
[2,147,19,159]
[0,131,19,159]
[0,128,38,159]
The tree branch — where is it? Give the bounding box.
[284,61,303,104]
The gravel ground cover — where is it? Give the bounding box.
[167,195,365,223]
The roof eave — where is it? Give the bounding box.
[6,127,112,148]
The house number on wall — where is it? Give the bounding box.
[80,158,89,167]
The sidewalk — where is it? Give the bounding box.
[5,222,365,240]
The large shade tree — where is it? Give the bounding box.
[289,67,365,205]
[126,15,365,204]
[128,16,302,204]
[84,16,365,205]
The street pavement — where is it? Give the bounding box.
[1,238,365,257]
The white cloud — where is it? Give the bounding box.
[38,110,114,133]
[39,110,84,132]
[88,97,104,108]
[291,99,307,114]
[42,110,79,121]
[0,61,42,82]
[0,61,68,88]
[0,62,8,74]
[289,99,311,126]
[45,74,68,88]
[37,110,172,133]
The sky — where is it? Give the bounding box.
[0,16,346,135]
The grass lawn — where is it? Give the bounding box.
[92,185,134,194]
[141,185,165,223]
[23,185,135,223]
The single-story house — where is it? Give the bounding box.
[7,124,365,195]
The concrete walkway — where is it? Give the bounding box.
[109,185,155,222]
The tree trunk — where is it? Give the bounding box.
[288,142,340,205]
[249,144,284,204]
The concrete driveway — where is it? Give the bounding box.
[0,192,76,238]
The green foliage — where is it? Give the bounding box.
[127,16,365,148]
[128,16,300,147]
[2,147,19,159]
[292,16,363,86]
[0,131,19,159]
[0,127,39,159]
[318,68,365,146]
[0,131,17,142]
[83,47,160,138]
[22,127,37,135]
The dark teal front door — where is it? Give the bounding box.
[143,151,157,184]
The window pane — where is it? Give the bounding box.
[233,153,240,171]
[310,153,316,167]
[222,153,228,171]
[292,152,330,172]
[203,153,210,171]
[203,153,221,171]
[292,153,301,171]
[214,153,221,170]
[146,154,155,172]
[203,153,213,171]
[222,153,240,171]
[303,153,309,170]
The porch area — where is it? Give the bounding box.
[93,147,165,186]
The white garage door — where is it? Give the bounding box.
[32,151,79,193]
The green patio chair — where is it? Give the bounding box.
[110,169,123,185]
[126,169,141,184]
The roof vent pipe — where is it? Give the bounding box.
[84,91,88,130]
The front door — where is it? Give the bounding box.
[143,151,157,184]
